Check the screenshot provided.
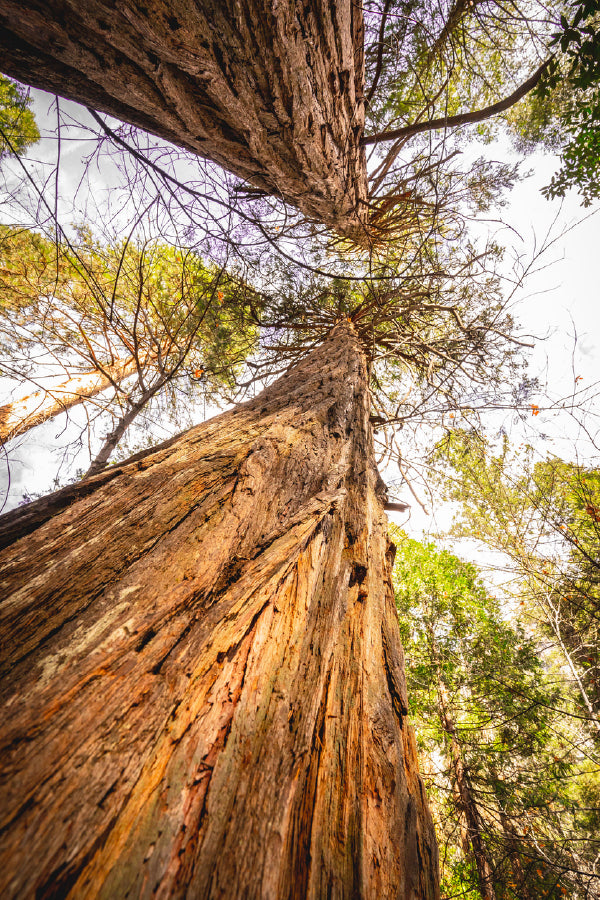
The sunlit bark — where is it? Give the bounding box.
[0,356,137,445]
[0,322,438,899]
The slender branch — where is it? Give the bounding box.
[366,0,394,104]
[362,58,551,146]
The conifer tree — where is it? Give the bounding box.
[394,532,600,900]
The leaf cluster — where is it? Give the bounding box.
[0,75,39,158]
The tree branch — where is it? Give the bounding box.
[362,58,551,146]
[366,0,393,104]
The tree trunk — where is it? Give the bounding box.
[0,322,439,899]
[438,684,496,900]
[497,807,535,900]
[0,1,370,244]
[83,379,166,479]
[0,356,138,445]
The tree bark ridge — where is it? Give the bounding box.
[0,0,370,243]
[0,321,438,898]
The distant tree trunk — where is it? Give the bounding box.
[0,0,370,244]
[0,356,138,445]
[83,396,146,479]
[0,322,439,899]
[497,806,535,900]
[437,683,496,900]
[83,378,166,479]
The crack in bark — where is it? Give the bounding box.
[0,324,439,898]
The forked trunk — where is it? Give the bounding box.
[0,323,438,899]
[0,356,138,445]
[0,1,370,244]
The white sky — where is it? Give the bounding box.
[1,90,599,527]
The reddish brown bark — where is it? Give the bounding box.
[0,356,137,445]
[0,322,438,899]
[0,0,370,244]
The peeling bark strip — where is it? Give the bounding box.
[0,357,138,445]
[0,0,369,243]
[0,323,438,899]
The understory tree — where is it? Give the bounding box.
[436,431,600,736]
[0,73,38,158]
[394,534,600,900]
[0,225,257,474]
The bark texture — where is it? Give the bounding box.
[0,356,137,445]
[0,0,369,243]
[0,322,438,899]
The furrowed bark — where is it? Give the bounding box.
[0,356,137,445]
[0,322,439,899]
[0,0,370,244]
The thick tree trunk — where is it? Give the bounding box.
[0,322,438,899]
[0,356,137,445]
[0,1,370,244]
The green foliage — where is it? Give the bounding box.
[0,75,39,157]
[0,225,260,471]
[364,0,528,136]
[435,431,600,726]
[393,529,599,898]
[0,224,257,394]
[534,0,600,203]
[363,0,600,207]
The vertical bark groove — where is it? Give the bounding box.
[0,322,438,898]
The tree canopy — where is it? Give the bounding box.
[0,3,598,897]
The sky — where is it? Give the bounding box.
[1,89,599,532]
[383,149,600,537]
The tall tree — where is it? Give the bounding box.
[0,0,566,243]
[0,322,438,899]
[0,226,257,472]
[0,0,370,242]
[393,533,600,900]
[0,1,568,893]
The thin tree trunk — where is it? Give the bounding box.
[0,356,137,445]
[83,398,145,479]
[0,0,370,244]
[497,807,535,900]
[544,593,600,732]
[84,379,167,479]
[438,683,496,900]
[0,322,439,899]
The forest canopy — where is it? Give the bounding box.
[0,0,599,897]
